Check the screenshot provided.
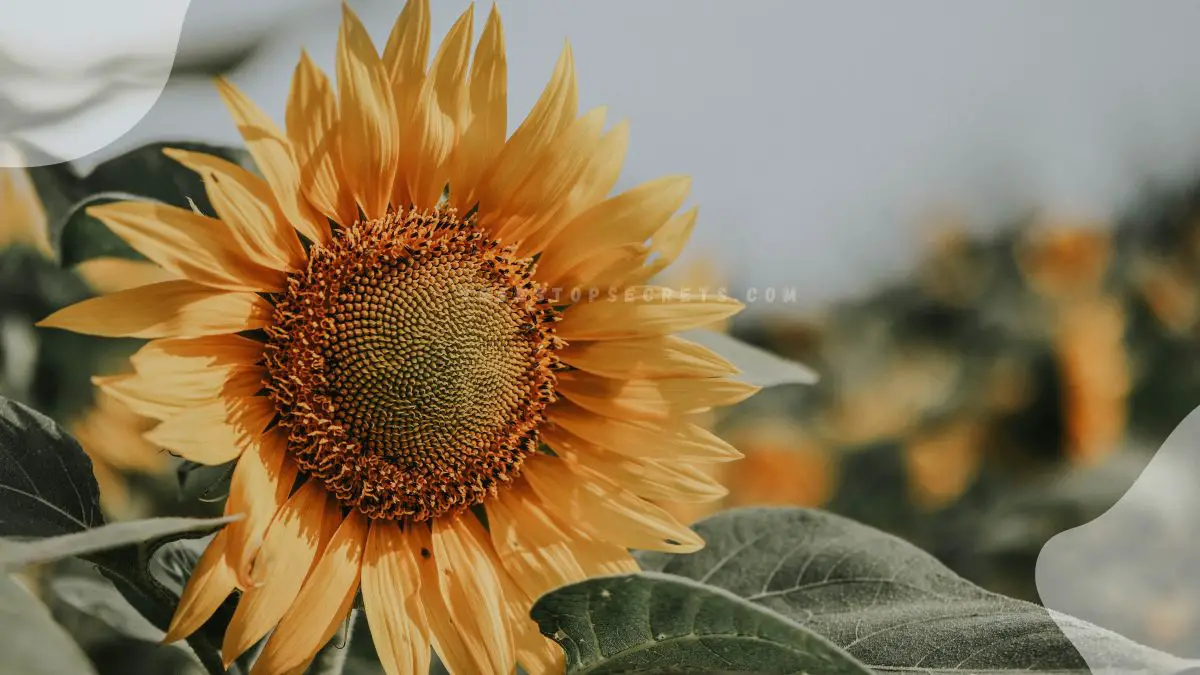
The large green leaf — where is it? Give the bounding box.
[0,573,98,675]
[638,507,1195,674]
[532,571,871,675]
[0,396,102,538]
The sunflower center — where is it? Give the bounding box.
[264,210,561,521]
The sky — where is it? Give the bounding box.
[9,0,1200,311]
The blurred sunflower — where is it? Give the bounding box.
[0,162,170,517]
[40,2,761,673]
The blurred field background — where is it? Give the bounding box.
[6,1,1200,673]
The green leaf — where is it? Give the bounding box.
[0,396,102,538]
[531,571,871,675]
[49,574,166,643]
[0,515,238,568]
[0,573,98,675]
[638,507,1195,674]
[682,329,818,387]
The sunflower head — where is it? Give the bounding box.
[38,1,759,673]
[265,208,564,521]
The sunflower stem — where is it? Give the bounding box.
[310,609,358,675]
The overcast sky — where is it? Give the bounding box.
[11,0,1200,311]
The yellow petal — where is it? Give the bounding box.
[547,400,742,462]
[163,531,236,643]
[163,148,306,273]
[486,480,584,600]
[144,396,275,465]
[361,521,432,675]
[85,201,285,292]
[486,107,608,246]
[215,78,331,245]
[223,427,297,588]
[624,207,699,285]
[403,6,474,208]
[37,280,272,338]
[512,119,629,259]
[555,370,759,421]
[222,480,334,664]
[523,455,704,553]
[426,515,514,674]
[0,166,52,257]
[558,334,737,380]
[382,0,431,99]
[448,4,506,212]
[253,511,369,675]
[93,365,264,421]
[543,425,727,503]
[129,335,264,375]
[483,524,565,675]
[558,286,743,341]
[337,3,399,220]
[535,176,691,286]
[476,43,577,215]
[72,257,178,295]
[287,50,358,227]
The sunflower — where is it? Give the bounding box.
[0,161,170,516]
[39,2,761,672]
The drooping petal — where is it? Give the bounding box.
[85,201,286,292]
[448,4,506,212]
[535,176,691,286]
[253,511,369,675]
[215,78,331,245]
[287,50,358,227]
[558,334,737,380]
[361,521,432,675]
[523,455,705,553]
[37,280,272,338]
[543,425,728,503]
[163,531,236,643]
[221,480,335,664]
[336,3,399,220]
[71,257,178,294]
[555,370,759,421]
[144,396,276,465]
[558,286,743,341]
[425,515,514,674]
[222,427,297,586]
[547,400,741,462]
[93,365,264,421]
[163,148,306,272]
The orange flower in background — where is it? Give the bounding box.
[0,164,169,517]
[1016,222,1130,465]
[40,2,761,673]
